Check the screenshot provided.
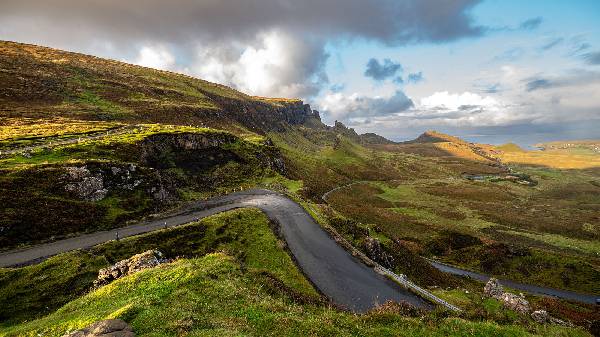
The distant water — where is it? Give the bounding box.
[453,121,600,149]
[458,133,566,150]
[367,120,600,150]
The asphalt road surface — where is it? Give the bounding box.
[430,260,599,305]
[0,189,432,312]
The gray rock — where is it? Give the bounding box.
[61,319,134,337]
[94,250,168,288]
[498,292,530,314]
[363,237,395,269]
[483,278,504,298]
[531,309,550,323]
[484,278,530,314]
[531,309,573,326]
[63,166,108,201]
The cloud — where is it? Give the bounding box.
[474,82,501,93]
[189,30,329,98]
[319,90,414,121]
[524,70,600,91]
[583,51,600,65]
[364,58,403,81]
[487,16,542,33]
[519,17,543,30]
[539,37,563,51]
[494,47,525,61]
[343,65,600,139]
[132,45,176,70]
[0,0,485,99]
[407,72,424,84]
[338,90,523,129]
[525,78,553,91]
[570,42,592,55]
[330,83,346,93]
[419,91,499,112]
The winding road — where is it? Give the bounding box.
[429,260,599,305]
[322,181,600,305]
[0,189,433,313]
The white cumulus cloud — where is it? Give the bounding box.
[132,45,176,71]
[419,91,500,111]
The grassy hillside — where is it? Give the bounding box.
[1,41,599,335]
[1,209,590,337]
[0,41,319,134]
[0,123,285,250]
[313,131,600,295]
[0,209,316,326]
[5,253,590,337]
[0,40,323,250]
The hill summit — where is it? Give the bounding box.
[408,130,470,145]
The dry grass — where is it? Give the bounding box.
[499,150,600,169]
[0,118,118,140]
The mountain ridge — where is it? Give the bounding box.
[0,40,320,134]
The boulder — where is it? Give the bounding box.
[531,309,550,323]
[363,237,395,269]
[530,309,572,326]
[498,292,530,314]
[484,278,530,314]
[64,166,107,201]
[61,319,134,337]
[94,250,167,288]
[483,278,504,298]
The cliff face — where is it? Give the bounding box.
[330,120,395,145]
[215,97,321,132]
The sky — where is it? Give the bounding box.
[1,0,599,145]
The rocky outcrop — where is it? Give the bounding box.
[483,279,572,325]
[63,166,108,201]
[531,309,550,323]
[94,250,168,288]
[209,96,321,132]
[363,237,395,270]
[484,278,530,314]
[530,310,572,326]
[63,164,144,201]
[498,291,531,315]
[483,278,505,298]
[139,132,285,176]
[61,319,134,337]
[139,132,240,172]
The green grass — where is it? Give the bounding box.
[325,178,600,294]
[1,253,589,337]
[0,252,108,325]
[0,208,315,326]
[76,91,131,119]
[0,122,282,250]
[498,229,600,256]
[260,175,303,193]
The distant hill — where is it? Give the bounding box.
[407,130,470,145]
[495,143,525,153]
[0,40,320,134]
[407,130,500,161]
